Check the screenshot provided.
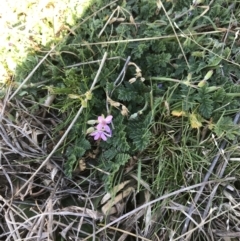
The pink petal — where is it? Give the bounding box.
[94,133,101,140]
[100,133,107,141]
[104,125,111,133]
[96,123,104,130]
[105,115,113,123]
[90,131,100,140]
[98,116,104,123]
[105,131,112,137]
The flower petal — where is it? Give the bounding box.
[104,125,111,133]
[96,123,105,131]
[98,116,104,123]
[105,115,113,123]
[90,131,100,140]
[100,133,107,141]
[94,132,101,140]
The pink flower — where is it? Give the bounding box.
[88,115,113,141]
[96,115,113,133]
[90,129,111,141]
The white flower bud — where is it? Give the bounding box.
[129,77,136,84]
[86,127,95,134]
[87,120,97,125]
[129,113,138,120]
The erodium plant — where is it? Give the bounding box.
[14,0,240,190]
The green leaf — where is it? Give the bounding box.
[64,153,77,178]
[118,85,136,101]
[213,116,237,140]
[103,148,118,161]
[197,86,213,119]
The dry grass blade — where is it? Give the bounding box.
[5,210,21,240]
[158,0,189,68]
[78,30,224,46]
[61,206,104,220]
[103,225,152,241]
[98,6,120,38]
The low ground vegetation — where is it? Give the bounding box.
[1,0,240,240]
